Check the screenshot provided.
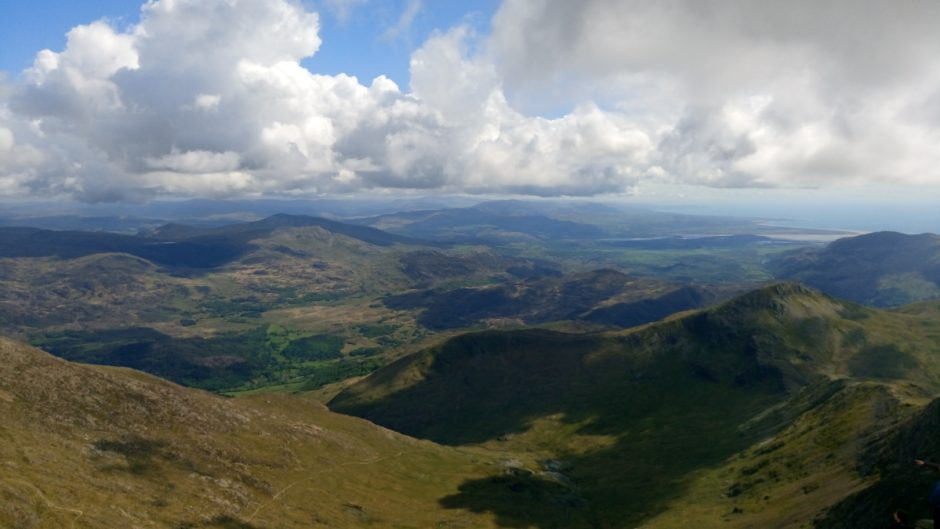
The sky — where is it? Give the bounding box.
[0,1,493,87]
[0,0,938,207]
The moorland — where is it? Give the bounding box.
[3,198,940,528]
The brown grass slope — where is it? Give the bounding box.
[0,337,514,529]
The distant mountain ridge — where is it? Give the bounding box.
[356,206,608,242]
[354,199,820,243]
[149,213,423,247]
[771,231,940,306]
[0,214,422,268]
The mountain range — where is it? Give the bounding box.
[0,214,422,269]
[3,205,940,528]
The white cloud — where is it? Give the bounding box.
[0,0,938,201]
[488,0,940,189]
[27,21,138,82]
[193,93,221,111]
[402,27,654,195]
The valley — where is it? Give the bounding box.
[2,200,939,529]
[2,1,937,527]
[2,204,812,395]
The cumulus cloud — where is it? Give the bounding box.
[0,0,937,201]
[489,0,940,188]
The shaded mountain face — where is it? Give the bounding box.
[770,231,940,307]
[383,268,713,329]
[0,337,518,529]
[331,284,940,528]
[0,226,248,268]
[582,284,708,327]
[333,284,885,443]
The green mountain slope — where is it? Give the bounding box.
[771,231,940,307]
[0,337,526,529]
[331,284,940,528]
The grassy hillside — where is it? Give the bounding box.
[0,337,546,529]
[771,231,940,307]
[331,284,940,528]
